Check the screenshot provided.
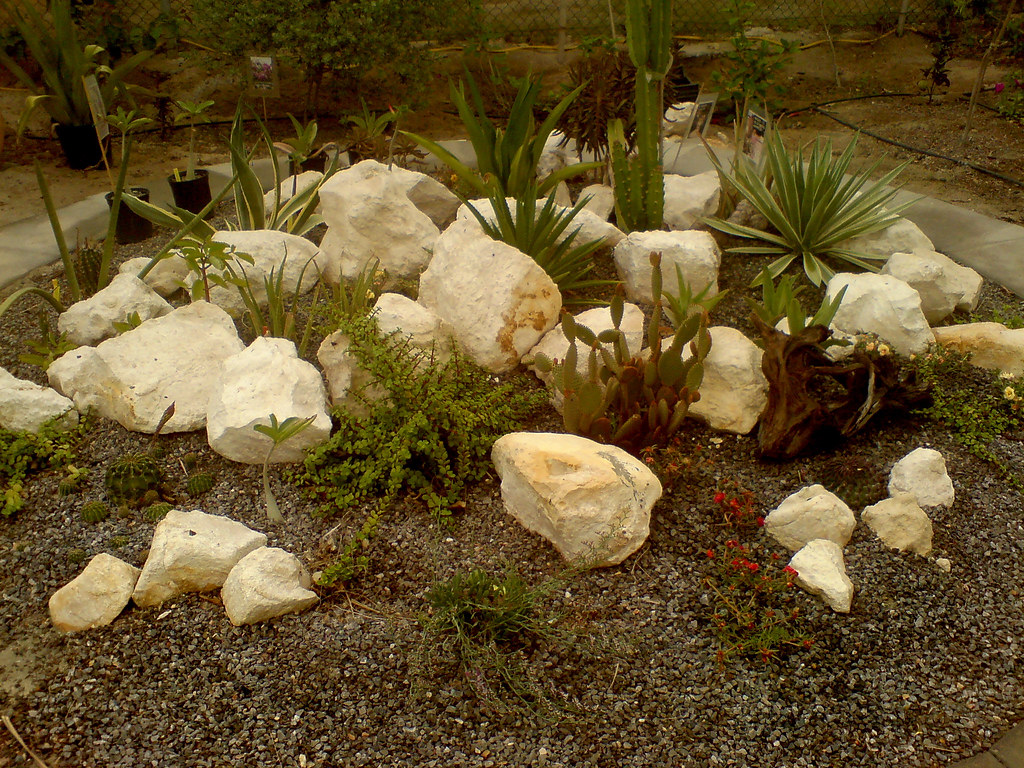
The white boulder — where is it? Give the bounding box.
[58,273,173,346]
[578,184,615,221]
[491,433,661,567]
[931,323,1024,377]
[888,447,954,508]
[132,509,268,608]
[373,292,453,364]
[120,255,190,298]
[765,484,856,552]
[221,547,319,626]
[48,553,140,632]
[789,539,854,613]
[663,170,721,231]
[316,330,384,417]
[613,229,720,306]
[0,367,77,433]
[419,220,561,373]
[826,273,934,355]
[881,250,984,323]
[263,170,323,213]
[839,217,934,259]
[685,326,767,434]
[206,337,331,464]
[862,494,934,556]
[48,301,244,433]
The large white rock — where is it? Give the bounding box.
[58,273,173,346]
[262,170,323,214]
[826,273,935,355]
[132,509,268,608]
[839,217,935,259]
[491,433,661,567]
[888,447,954,508]
[789,539,854,613]
[526,303,645,388]
[0,367,77,433]
[862,494,933,556]
[221,547,319,626]
[613,229,720,306]
[317,160,451,281]
[685,326,767,434]
[120,254,190,298]
[932,323,1024,377]
[206,337,331,464]
[48,553,140,632]
[419,220,561,373]
[881,250,984,323]
[663,170,721,231]
[372,292,453,365]
[765,484,856,552]
[47,301,244,433]
[316,330,383,417]
[578,184,615,221]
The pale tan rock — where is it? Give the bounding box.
[766,484,856,552]
[862,494,933,556]
[221,547,319,626]
[932,323,1024,377]
[790,540,854,613]
[685,326,767,435]
[49,554,140,632]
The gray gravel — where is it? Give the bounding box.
[0,224,1022,767]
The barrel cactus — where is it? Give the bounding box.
[105,453,163,506]
[144,502,174,522]
[80,500,110,523]
[818,456,885,511]
[74,243,103,297]
[186,472,215,497]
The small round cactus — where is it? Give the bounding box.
[818,456,884,511]
[105,453,162,506]
[186,472,215,497]
[181,452,200,472]
[144,502,173,522]
[80,500,110,523]
[67,548,87,564]
[58,478,80,497]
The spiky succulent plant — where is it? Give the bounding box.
[105,453,163,506]
[80,500,110,523]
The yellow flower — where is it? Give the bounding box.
[1004,386,1018,401]
[999,371,1016,380]
[877,343,891,356]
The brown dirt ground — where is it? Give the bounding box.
[0,31,1022,227]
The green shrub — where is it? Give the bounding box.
[1,419,81,516]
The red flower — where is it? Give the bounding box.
[995,82,1006,94]
[706,549,715,559]
[714,491,727,504]
[729,498,741,510]
[783,565,797,575]
[725,539,738,549]
[756,516,765,527]
[747,562,759,572]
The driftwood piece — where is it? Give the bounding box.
[753,315,932,460]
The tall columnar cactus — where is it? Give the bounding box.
[611,0,673,232]
[535,252,711,452]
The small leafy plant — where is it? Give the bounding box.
[711,482,765,531]
[19,312,78,371]
[174,236,255,303]
[1,419,81,516]
[994,73,1024,123]
[705,132,919,287]
[704,539,813,665]
[253,413,315,525]
[746,269,848,350]
[172,99,215,181]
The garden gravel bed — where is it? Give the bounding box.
[1,224,1023,767]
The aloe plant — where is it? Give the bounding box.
[704,132,919,287]
[403,71,601,199]
[609,0,674,232]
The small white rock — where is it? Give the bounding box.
[862,494,934,556]
[789,539,854,613]
[888,447,954,508]
[49,554,140,632]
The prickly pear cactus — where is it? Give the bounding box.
[105,453,163,506]
[536,252,712,453]
[186,473,215,497]
[80,500,110,523]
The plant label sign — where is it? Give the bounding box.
[82,74,109,142]
[248,55,280,98]
[685,91,718,139]
[742,105,770,164]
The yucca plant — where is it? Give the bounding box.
[403,71,601,199]
[704,132,919,287]
[464,185,615,305]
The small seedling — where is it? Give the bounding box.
[253,414,315,524]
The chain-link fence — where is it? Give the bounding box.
[3,0,937,46]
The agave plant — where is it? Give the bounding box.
[463,185,615,304]
[704,132,919,287]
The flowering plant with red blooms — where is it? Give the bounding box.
[704,540,813,665]
[712,482,765,530]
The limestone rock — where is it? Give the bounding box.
[932,323,1024,377]
[206,337,331,464]
[888,447,954,508]
[838,217,934,259]
[862,494,933,556]
[262,170,323,214]
[221,547,319,626]
[316,330,385,417]
[58,273,173,346]
[663,170,721,231]
[48,553,140,632]
[881,250,984,323]
[613,229,720,306]
[766,484,856,552]
[119,255,190,298]
[491,432,661,567]
[0,367,77,433]
[578,184,614,221]
[48,301,244,433]
[317,160,448,281]
[132,509,268,608]
[789,539,854,613]
[372,293,453,365]
[826,272,934,355]
[685,326,767,434]
[419,220,561,373]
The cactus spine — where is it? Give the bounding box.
[611,0,672,232]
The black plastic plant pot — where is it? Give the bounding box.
[55,123,105,170]
[168,169,213,216]
[105,187,154,245]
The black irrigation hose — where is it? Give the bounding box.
[782,93,1024,191]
